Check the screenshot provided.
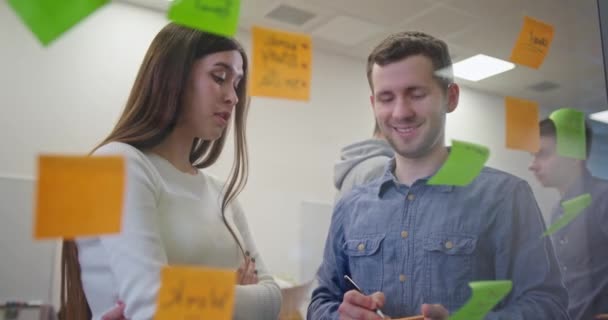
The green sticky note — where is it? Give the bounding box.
[8,0,109,46]
[427,140,490,186]
[549,108,587,160]
[449,280,513,320]
[168,0,241,37]
[543,193,592,237]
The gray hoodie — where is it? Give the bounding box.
[334,138,393,200]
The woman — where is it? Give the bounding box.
[59,23,282,320]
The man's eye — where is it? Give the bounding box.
[411,92,426,99]
[378,95,393,103]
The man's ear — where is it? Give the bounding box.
[446,83,460,113]
[370,94,376,110]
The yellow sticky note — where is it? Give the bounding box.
[34,155,124,239]
[154,266,237,320]
[505,96,540,152]
[510,16,555,69]
[250,26,312,101]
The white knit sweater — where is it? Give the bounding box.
[76,142,281,320]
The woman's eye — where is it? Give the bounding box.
[212,73,226,83]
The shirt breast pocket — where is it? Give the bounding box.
[343,234,385,293]
[423,233,477,312]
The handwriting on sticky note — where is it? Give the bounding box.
[510,16,554,69]
[168,0,241,37]
[549,108,587,160]
[250,26,312,101]
[154,266,236,320]
[8,0,109,46]
[543,194,592,237]
[505,97,540,152]
[34,155,124,239]
[449,280,512,320]
[194,0,231,18]
[427,140,490,186]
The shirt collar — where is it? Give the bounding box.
[376,158,454,198]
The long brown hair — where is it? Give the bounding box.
[59,23,250,319]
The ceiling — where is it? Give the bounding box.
[116,0,608,126]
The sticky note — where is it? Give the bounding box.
[154,266,237,320]
[543,194,592,237]
[549,108,587,159]
[510,16,555,69]
[7,0,109,46]
[34,155,124,239]
[168,0,241,37]
[505,97,540,152]
[427,140,490,186]
[250,26,312,101]
[449,280,513,320]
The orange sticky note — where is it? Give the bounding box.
[510,16,555,69]
[34,155,124,239]
[250,26,312,101]
[154,266,237,320]
[505,96,540,152]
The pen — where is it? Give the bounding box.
[343,275,386,319]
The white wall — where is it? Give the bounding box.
[0,1,559,294]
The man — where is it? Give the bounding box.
[529,118,608,320]
[334,122,393,200]
[308,31,569,320]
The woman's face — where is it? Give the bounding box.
[179,50,244,140]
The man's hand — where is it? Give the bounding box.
[421,303,448,320]
[237,254,258,285]
[338,290,386,320]
[101,301,126,320]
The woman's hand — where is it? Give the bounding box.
[237,252,258,285]
[101,301,126,320]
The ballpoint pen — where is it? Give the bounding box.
[344,275,386,319]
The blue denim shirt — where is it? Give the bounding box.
[549,169,608,320]
[308,159,569,320]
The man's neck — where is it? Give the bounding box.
[556,166,585,197]
[393,145,449,186]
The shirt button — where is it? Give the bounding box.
[407,194,416,201]
[357,243,365,252]
[401,231,409,239]
[562,265,568,272]
[445,241,454,249]
[399,274,407,282]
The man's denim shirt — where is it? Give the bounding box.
[308,159,569,320]
[549,168,608,320]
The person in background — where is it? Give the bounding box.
[59,23,281,320]
[308,31,569,320]
[529,118,608,320]
[334,121,393,201]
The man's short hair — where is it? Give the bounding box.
[366,31,453,91]
[539,118,593,158]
